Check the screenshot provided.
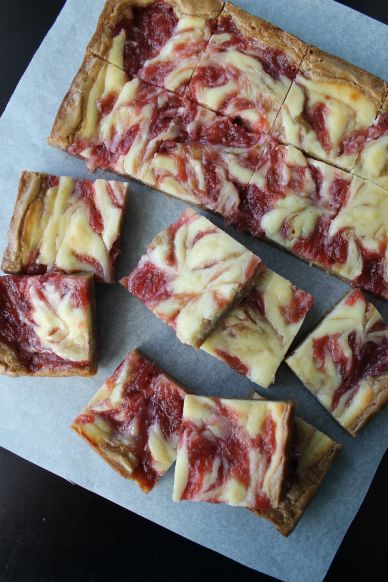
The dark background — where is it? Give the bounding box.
[0,1,387,581]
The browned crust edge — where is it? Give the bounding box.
[0,274,98,378]
[300,46,386,110]
[86,0,224,63]
[48,53,106,150]
[2,171,46,273]
[255,441,342,536]
[273,402,295,505]
[223,2,307,64]
[346,375,388,436]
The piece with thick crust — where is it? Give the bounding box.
[72,349,187,492]
[251,392,342,536]
[144,99,269,217]
[49,54,183,180]
[173,395,294,509]
[120,208,263,348]
[2,172,127,284]
[187,3,306,133]
[352,91,388,190]
[202,268,313,387]
[273,47,386,170]
[287,289,388,436]
[0,274,97,377]
[86,0,224,94]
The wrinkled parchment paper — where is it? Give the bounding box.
[0,1,387,580]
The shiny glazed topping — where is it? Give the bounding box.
[180,400,276,509]
[77,351,185,491]
[213,16,299,80]
[0,275,90,372]
[113,2,178,78]
[312,291,388,411]
[342,112,388,155]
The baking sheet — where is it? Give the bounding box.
[0,0,387,580]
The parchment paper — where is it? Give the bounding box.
[0,1,387,580]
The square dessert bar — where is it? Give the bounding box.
[251,393,342,536]
[2,172,127,284]
[173,395,294,509]
[145,99,269,218]
[287,289,388,436]
[86,0,224,94]
[188,3,306,134]
[72,349,187,492]
[121,208,263,348]
[353,92,388,190]
[0,274,96,377]
[274,47,386,170]
[202,268,313,387]
[49,54,183,180]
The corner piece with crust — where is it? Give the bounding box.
[120,208,263,348]
[48,53,183,180]
[0,274,97,377]
[71,349,188,493]
[86,0,224,94]
[173,395,294,509]
[202,268,313,388]
[286,289,388,436]
[251,393,342,536]
[187,1,307,133]
[273,46,386,170]
[2,172,127,284]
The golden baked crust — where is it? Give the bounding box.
[301,46,386,110]
[48,54,106,150]
[219,2,307,64]
[87,0,224,62]
[2,171,45,273]
[0,274,97,377]
[346,376,388,437]
[255,441,342,536]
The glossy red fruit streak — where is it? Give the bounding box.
[0,275,89,371]
[352,244,387,299]
[232,183,275,237]
[125,261,172,304]
[248,289,266,317]
[74,180,104,234]
[342,113,388,154]
[181,403,277,508]
[112,2,178,79]
[303,101,331,152]
[106,182,125,209]
[95,351,185,490]
[98,92,117,117]
[73,253,106,282]
[213,16,298,80]
[47,175,60,188]
[215,350,249,376]
[312,325,387,411]
[345,289,365,306]
[280,289,313,324]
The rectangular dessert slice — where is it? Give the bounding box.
[173,395,294,509]
[326,177,388,299]
[251,394,342,536]
[187,3,306,133]
[120,208,262,348]
[2,172,127,284]
[286,289,388,436]
[352,92,388,189]
[202,268,313,387]
[86,0,223,94]
[145,99,269,218]
[49,54,182,180]
[0,274,96,377]
[273,47,386,170]
[72,349,187,492]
